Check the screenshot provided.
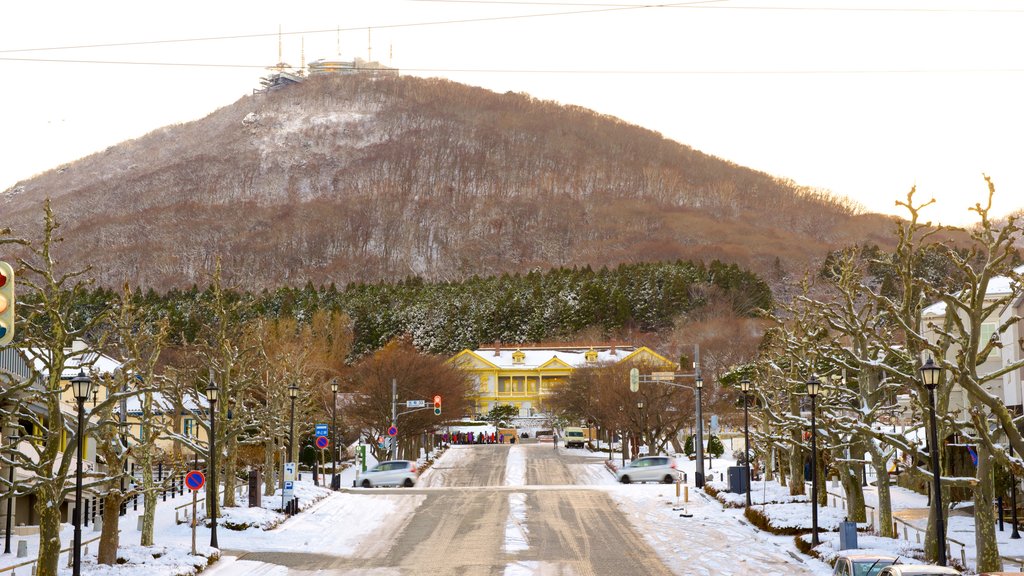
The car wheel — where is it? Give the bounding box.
[361,479,371,488]
[662,474,675,484]
[403,478,414,488]
[620,475,631,484]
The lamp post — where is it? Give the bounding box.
[741,378,752,509]
[205,379,219,549]
[695,374,706,488]
[288,382,298,512]
[920,356,947,566]
[4,432,18,554]
[806,374,821,547]
[330,379,339,491]
[636,400,644,456]
[71,369,94,576]
[1011,445,1021,539]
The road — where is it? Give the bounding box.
[214,444,819,575]
[219,444,674,575]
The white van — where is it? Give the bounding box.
[563,427,587,449]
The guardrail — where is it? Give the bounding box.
[0,532,109,576]
[825,489,877,529]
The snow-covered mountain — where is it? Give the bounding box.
[3,74,892,289]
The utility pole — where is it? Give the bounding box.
[694,344,706,488]
[391,378,398,460]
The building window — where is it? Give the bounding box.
[513,377,525,394]
[184,418,194,438]
[498,377,510,394]
[980,323,997,351]
[479,375,489,393]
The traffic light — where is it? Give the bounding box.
[433,395,442,415]
[0,261,13,346]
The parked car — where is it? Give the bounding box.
[876,565,960,576]
[832,553,897,576]
[615,456,679,484]
[360,460,418,488]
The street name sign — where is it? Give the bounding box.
[651,371,676,381]
[315,424,328,437]
[406,400,425,408]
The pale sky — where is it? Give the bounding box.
[3,0,1023,226]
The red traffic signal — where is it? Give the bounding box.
[433,395,442,415]
[0,262,14,346]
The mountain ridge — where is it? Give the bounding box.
[3,74,893,289]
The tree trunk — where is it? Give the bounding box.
[264,440,276,496]
[817,453,828,507]
[974,445,1002,573]
[139,452,156,546]
[789,397,805,496]
[223,434,238,508]
[839,463,866,522]
[97,492,123,565]
[35,484,62,576]
[869,446,894,537]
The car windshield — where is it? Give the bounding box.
[853,560,894,576]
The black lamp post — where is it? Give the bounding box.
[330,379,339,491]
[636,400,644,455]
[1011,445,1021,539]
[288,382,298,512]
[741,378,752,508]
[71,369,94,576]
[695,374,705,488]
[806,374,821,547]
[205,379,219,549]
[920,356,947,566]
[4,432,18,554]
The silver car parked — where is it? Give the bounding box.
[360,460,418,488]
[615,456,679,484]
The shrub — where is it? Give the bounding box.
[707,434,725,458]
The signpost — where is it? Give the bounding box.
[184,470,205,555]
[315,436,329,449]
[406,400,425,408]
[315,424,328,437]
[283,462,297,513]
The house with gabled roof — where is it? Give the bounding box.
[449,344,675,417]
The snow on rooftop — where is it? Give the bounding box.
[922,264,1023,317]
[470,346,637,369]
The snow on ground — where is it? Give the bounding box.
[416,445,475,487]
[504,493,529,553]
[505,446,526,486]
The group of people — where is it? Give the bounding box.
[443,431,514,445]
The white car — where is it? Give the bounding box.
[876,565,960,576]
[832,553,897,576]
[360,460,418,488]
[615,456,679,484]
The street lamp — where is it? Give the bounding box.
[636,400,644,457]
[4,432,18,554]
[920,356,947,566]
[288,382,298,513]
[205,378,219,549]
[695,374,706,488]
[330,378,339,491]
[806,374,821,547]
[70,369,94,576]
[741,378,752,509]
[1011,446,1021,539]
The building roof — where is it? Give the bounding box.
[922,264,1024,317]
[455,345,674,371]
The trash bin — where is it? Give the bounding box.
[727,466,748,494]
[838,520,858,550]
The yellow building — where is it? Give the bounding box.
[450,344,675,417]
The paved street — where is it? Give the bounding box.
[222,444,676,575]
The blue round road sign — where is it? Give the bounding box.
[185,470,205,491]
[315,435,329,449]
[387,425,398,437]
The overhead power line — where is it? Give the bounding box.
[2,56,1022,75]
[0,1,717,55]
[403,0,1024,12]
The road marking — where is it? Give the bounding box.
[504,493,529,552]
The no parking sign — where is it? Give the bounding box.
[185,470,205,491]
[315,435,329,449]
